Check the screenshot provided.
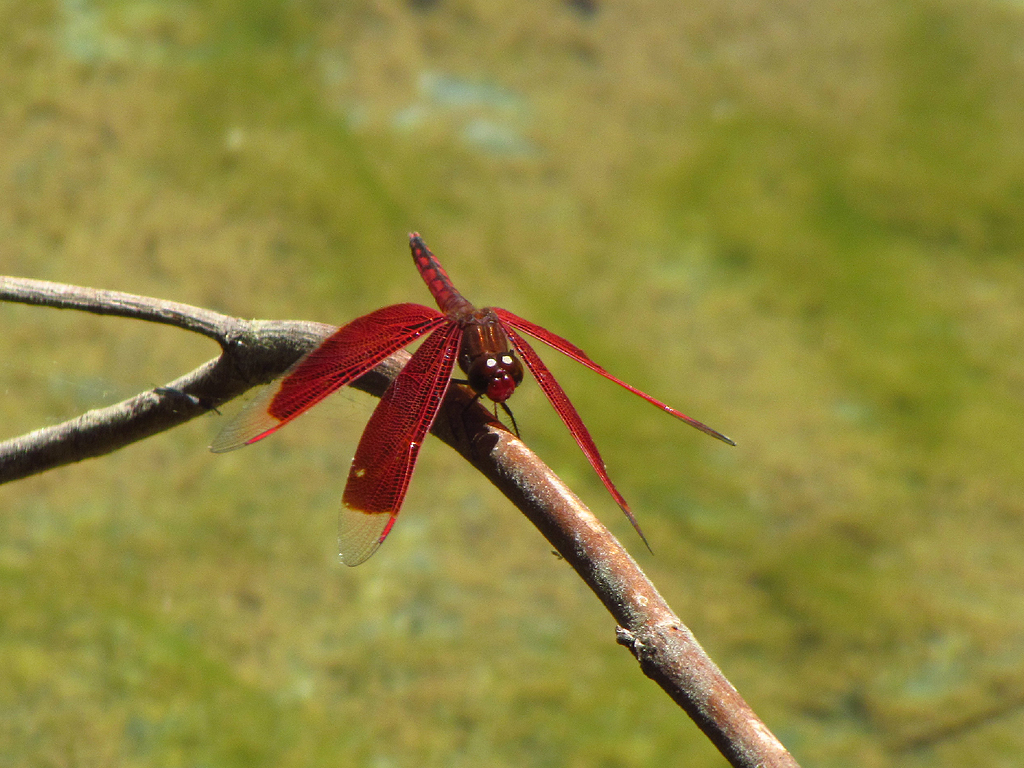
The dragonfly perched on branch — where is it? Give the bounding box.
[211,234,733,565]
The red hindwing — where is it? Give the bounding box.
[338,320,463,565]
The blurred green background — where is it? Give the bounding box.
[2,0,1024,765]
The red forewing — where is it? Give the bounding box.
[339,320,463,565]
[494,308,734,446]
[210,303,445,452]
[500,323,650,548]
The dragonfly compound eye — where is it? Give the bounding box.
[466,354,521,402]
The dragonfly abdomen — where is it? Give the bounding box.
[410,232,473,316]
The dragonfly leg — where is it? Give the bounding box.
[451,381,520,438]
[498,401,520,438]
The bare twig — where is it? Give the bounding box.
[0,275,800,768]
[0,277,347,482]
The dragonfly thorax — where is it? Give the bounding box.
[457,308,525,403]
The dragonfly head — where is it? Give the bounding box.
[466,352,524,404]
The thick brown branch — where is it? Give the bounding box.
[430,395,799,768]
[0,276,799,768]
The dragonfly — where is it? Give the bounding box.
[211,234,734,565]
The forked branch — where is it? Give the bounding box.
[0,275,799,768]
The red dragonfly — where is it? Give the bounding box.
[212,234,733,565]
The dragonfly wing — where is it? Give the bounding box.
[339,321,463,565]
[500,323,650,549]
[211,303,445,452]
[494,308,734,445]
